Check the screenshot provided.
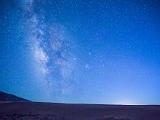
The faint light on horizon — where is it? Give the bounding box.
[111,99,143,105]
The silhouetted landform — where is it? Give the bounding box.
[0,91,29,102]
[0,91,160,120]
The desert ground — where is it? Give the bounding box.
[1,102,160,120]
[0,91,160,120]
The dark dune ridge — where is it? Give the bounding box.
[0,91,29,102]
[0,91,160,120]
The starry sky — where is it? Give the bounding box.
[0,0,160,105]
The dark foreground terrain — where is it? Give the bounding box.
[0,91,160,120]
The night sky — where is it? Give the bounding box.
[0,0,160,105]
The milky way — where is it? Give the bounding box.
[25,0,77,97]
